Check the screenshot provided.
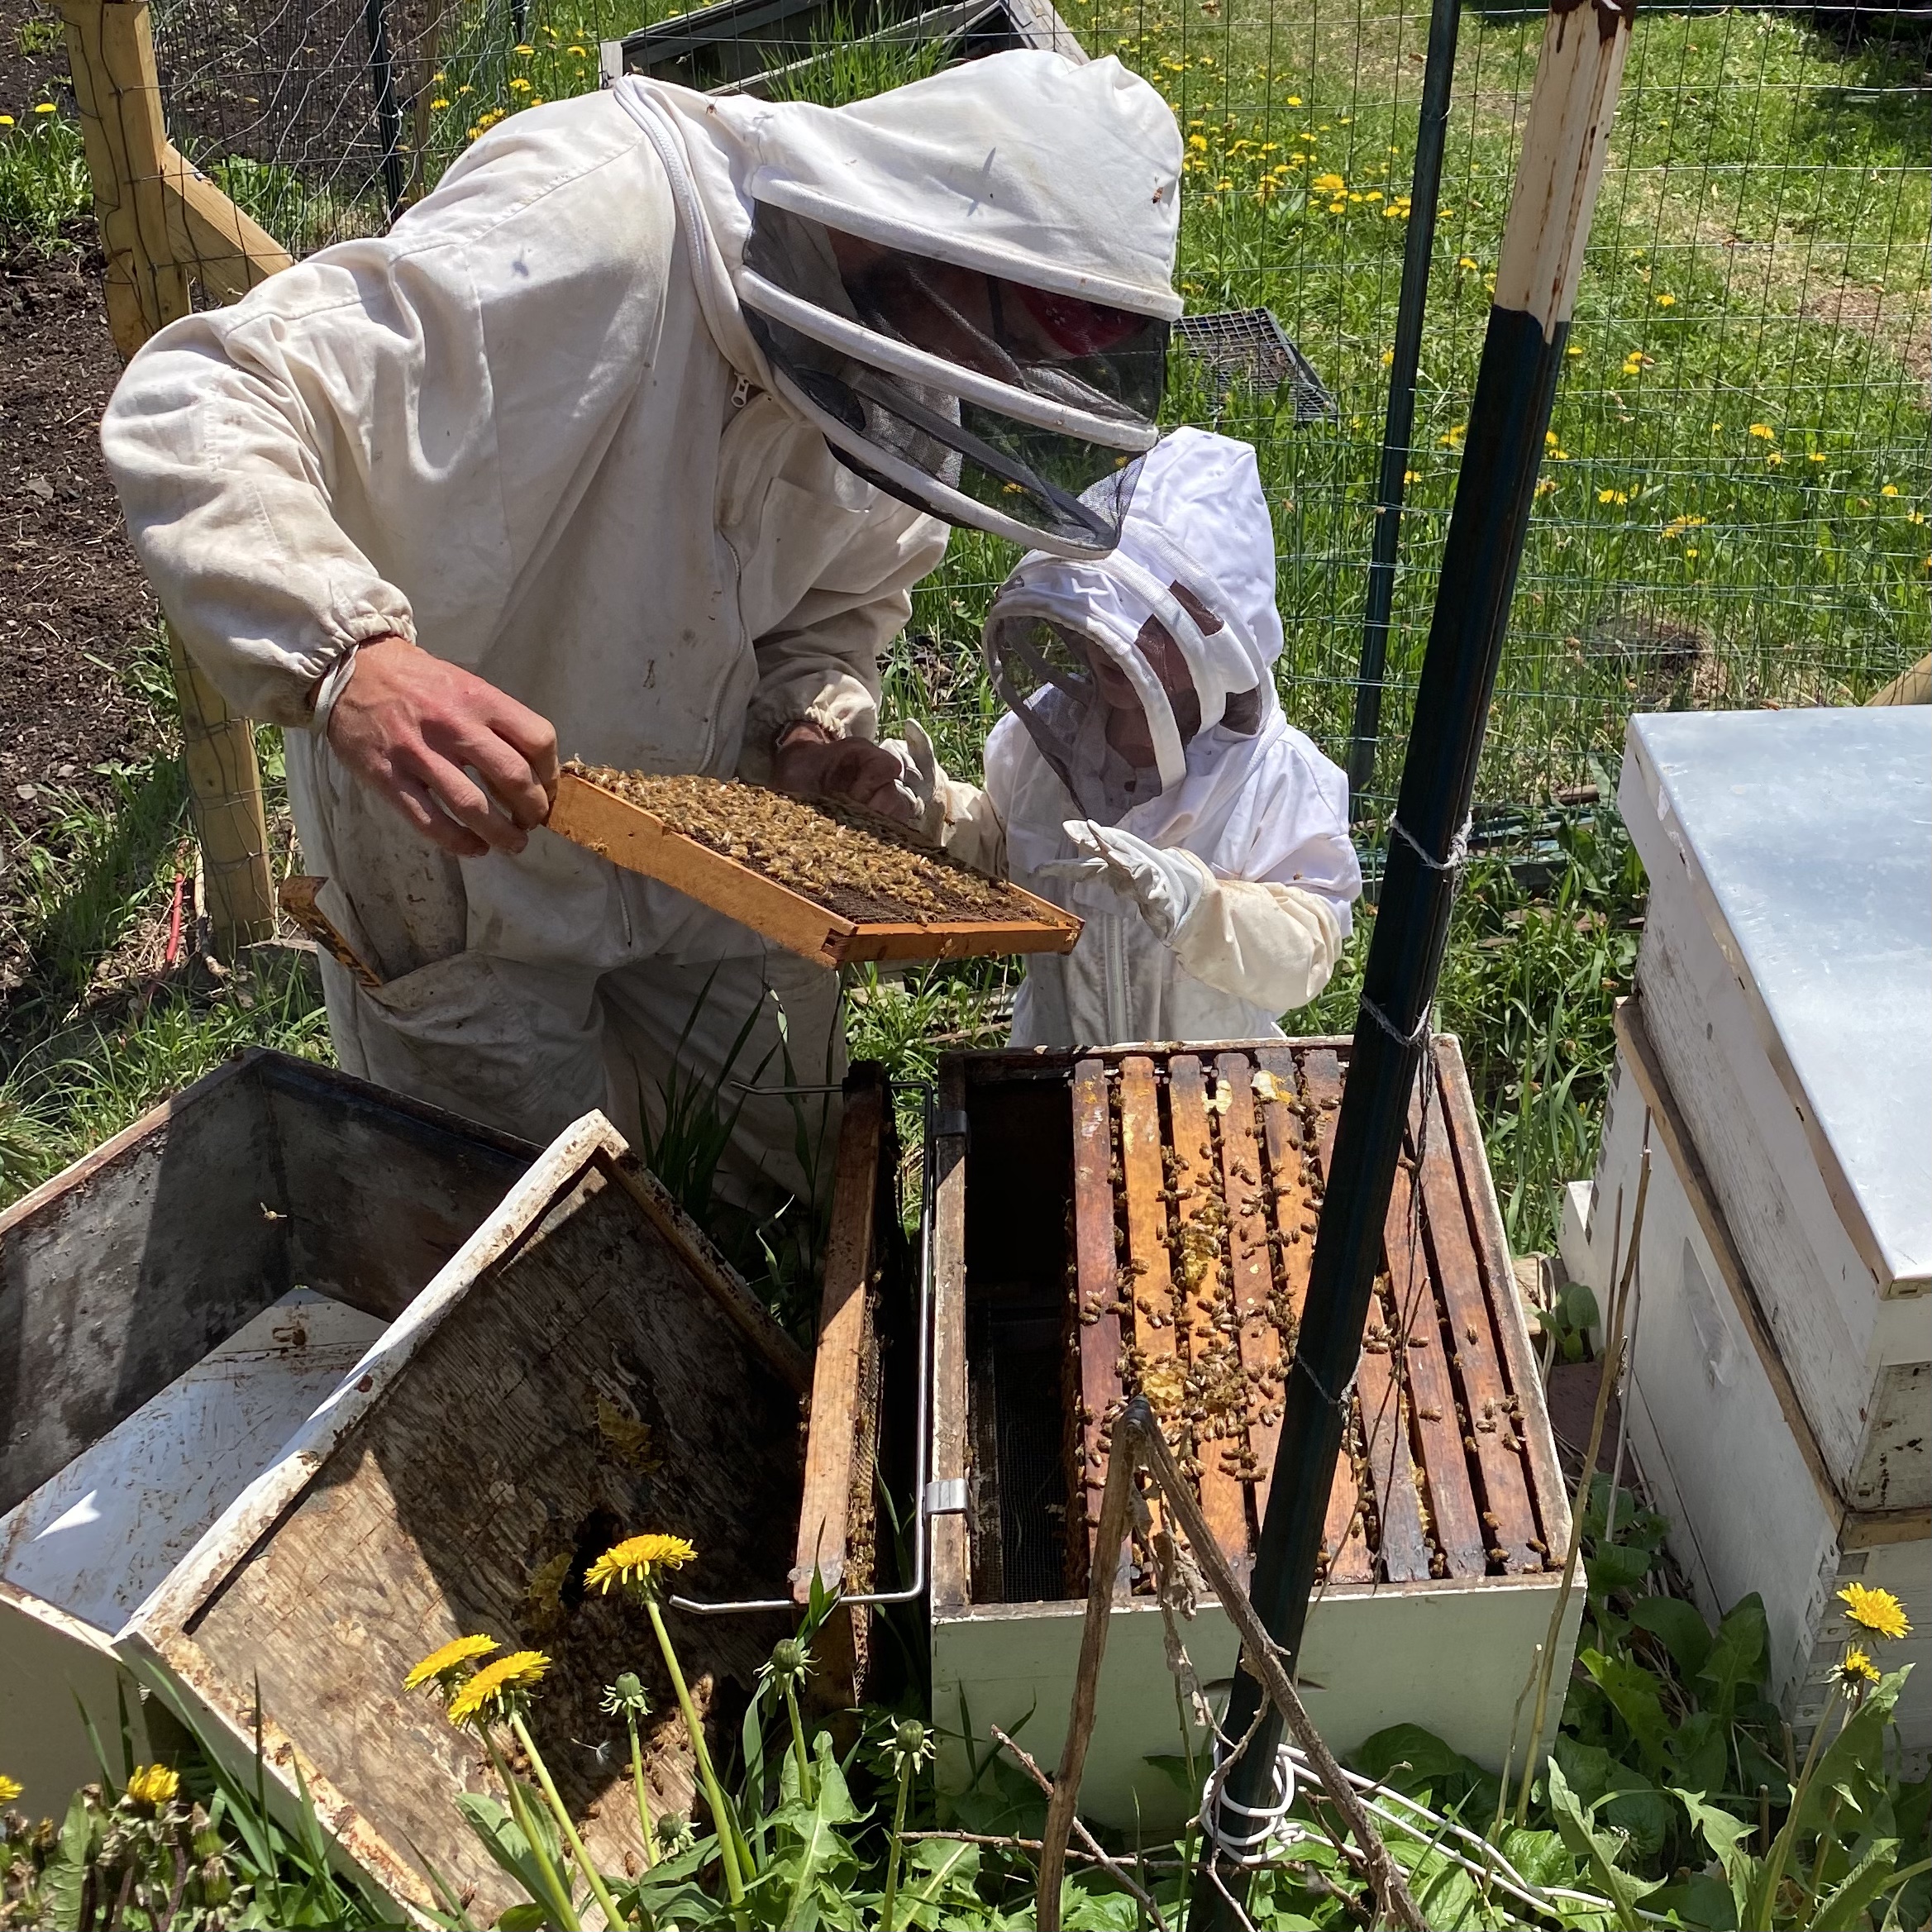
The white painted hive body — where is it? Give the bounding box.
[928,1040,1581,1829]
[1573,707,1930,1763]
[1615,705,1930,1508]
[0,1052,531,1804]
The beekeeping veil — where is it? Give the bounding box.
[613,53,1181,557]
[985,427,1290,829]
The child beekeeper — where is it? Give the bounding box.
[901,427,1361,1047]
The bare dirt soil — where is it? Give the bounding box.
[0,228,160,840]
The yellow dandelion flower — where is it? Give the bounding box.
[0,1776,21,1805]
[1834,1645,1882,1689]
[1567,344,1583,357]
[1439,424,1466,446]
[586,1532,698,1596]
[1327,201,1345,213]
[1598,488,1629,504]
[126,1764,179,1810]
[513,41,535,54]
[1381,347,1394,367]
[1553,449,1572,461]
[1312,172,1345,197]
[508,76,531,92]
[430,97,449,109]
[1839,1582,1911,1641]
[1545,430,1559,448]
[1767,451,1783,465]
[1188,134,1207,150]
[1216,179,1233,190]
[1880,483,1899,496]
[446,1649,551,1726]
[1286,95,1302,106]
[1404,469,1421,484]
[1748,422,1775,441]
[404,1633,499,1692]
[0,116,13,126]
[458,83,474,94]
[569,45,587,55]
[1534,478,1557,499]
[1457,255,1479,271]
[1655,293,1676,307]
[1683,546,1698,558]
[34,102,57,115]
[1809,451,1826,462]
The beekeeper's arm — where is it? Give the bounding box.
[737,444,952,820]
[97,117,658,856]
[1049,822,1348,1012]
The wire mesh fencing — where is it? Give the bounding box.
[112,0,1932,823]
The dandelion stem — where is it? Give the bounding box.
[483,1727,580,1930]
[782,1681,816,1804]
[645,1596,747,1912]
[625,1713,657,1868]
[1755,1691,1837,1923]
[880,1761,912,1932]
[508,1712,629,1932]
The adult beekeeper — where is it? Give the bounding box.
[903,427,1360,1046]
[101,50,1181,1206]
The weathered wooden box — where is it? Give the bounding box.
[1615,707,1929,1509]
[115,1109,822,1925]
[1587,1004,1929,1764]
[928,1038,1578,1828]
[0,1051,533,1806]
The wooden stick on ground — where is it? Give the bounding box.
[1038,1395,1427,1932]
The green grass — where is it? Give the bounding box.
[0,112,89,241]
[0,644,330,1209]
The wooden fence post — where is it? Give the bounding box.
[60,0,291,956]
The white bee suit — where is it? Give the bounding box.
[99,53,1182,1200]
[932,428,1362,1047]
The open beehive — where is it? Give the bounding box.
[547,766,1080,967]
[928,1038,1578,1826]
[0,1050,533,1803]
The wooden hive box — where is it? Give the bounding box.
[1587,1003,1930,1769]
[546,768,1081,968]
[927,1038,1578,1827]
[0,1051,533,1806]
[1613,706,1929,1510]
[114,1106,824,1924]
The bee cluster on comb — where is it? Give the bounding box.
[1061,1042,1558,1596]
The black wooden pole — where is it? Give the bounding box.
[365,0,407,226]
[1193,2,1638,1918]
[1347,0,1462,813]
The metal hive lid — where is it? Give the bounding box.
[1621,704,1932,1293]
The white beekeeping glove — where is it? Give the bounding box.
[1039,820,1209,940]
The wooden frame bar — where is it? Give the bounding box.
[547,770,1081,967]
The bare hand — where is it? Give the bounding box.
[326,635,560,858]
[770,721,914,824]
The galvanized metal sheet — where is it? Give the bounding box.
[1623,705,1932,1289]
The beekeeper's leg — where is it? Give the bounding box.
[285,732,609,1142]
[596,949,847,1220]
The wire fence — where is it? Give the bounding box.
[126,0,1932,822]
